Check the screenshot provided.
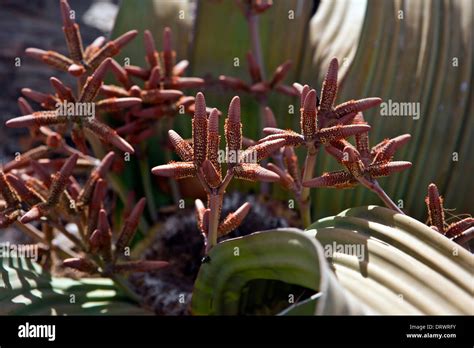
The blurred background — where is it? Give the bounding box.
[0,0,472,223]
[0,0,118,158]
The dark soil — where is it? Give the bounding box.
[130,192,299,315]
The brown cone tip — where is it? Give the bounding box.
[109,59,128,78]
[152,164,177,177]
[21,88,49,102]
[92,58,112,81]
[6,115,38,128]
[109,135,135,154]
[163,27,172,51]
[168,129,183,143]
[128,197,146,224]
[148,65,161,84]
[173,60,189,75]
[326,58,339,81]
[389,161,412,170]
[114,30,138,48]
[208,108,219,133]
[228,96,241,123]
[20,206,41,223]
[98,208,109,232]
[391,134,411,146]
[60,0,74,26]
[195,199,205,214]
[428,183,439,194]
[202,159,221,187]
[108,97,142,108]
[194,92,207,118]
[292,82,304,93]
[90,178,107,209]
[90,36,105,48]
[144,29,156,53]
[234,202,251,217]
[298,85,309,108]
[5,173,28,198]
[68,63,85,76]
[303,89,317,112]
[254,166,281,182]
[50,77,71,96]
[17,97,34,115]
[62,258,97,273]
[25,48,47,60]
[61,153,79,177]
[263,127,285,135]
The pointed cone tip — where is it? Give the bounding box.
[20,206,41,223]
[109,135,134,154]
[303,89,317,110]
[68,64,85,76]
[5,115,35,128]
[228,96,241,122]
[98,151,115,175]
[25,48,47,59]
[208,108,219,131]
[114,30,138,48]
[60,0,74,26]
[329,58,339,72]
[93,58,112,79]
[235,202,251,216]
[256,167,281,182]
[194,92,206,117]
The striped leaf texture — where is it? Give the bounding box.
[306,206,473,314]
[191,228,369,315]
[192,206,472,315]
[0,257,149,315]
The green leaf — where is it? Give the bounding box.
[0,257,149,315]
[191,228,368,315]
[192,206,473,316]
[306,206,473,314]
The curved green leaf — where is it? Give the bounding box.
[0,257,150,315]
[306,206,473,315]
[193,207,472,315]
[191,228,368,315]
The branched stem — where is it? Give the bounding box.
[247,13,265,81]
[300,144,318,227]
[92,254,142,304]
[138,151,158,222]
[359,178,404,215]
[163,117,181,205]
[14,220,45,243]
[218,170,234,195]
[164,147,181,205]
[206,170,234,252]
[13,221,77,258]
[246,10,272,196]
[207,194,223,252]
[111,274,142,303]
[49,218,86,250]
